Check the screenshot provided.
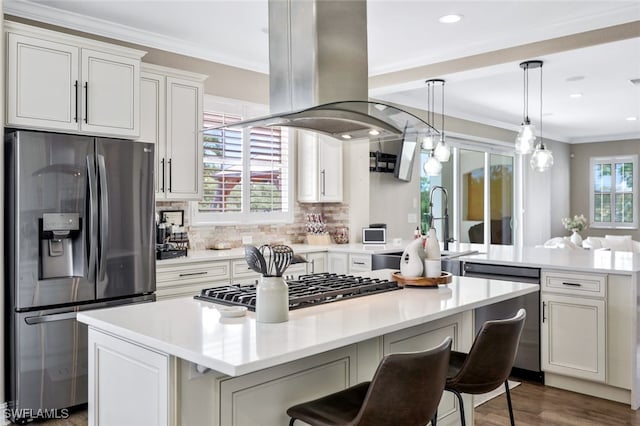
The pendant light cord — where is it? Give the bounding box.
[441,80,445,138]
[539,64,544,149]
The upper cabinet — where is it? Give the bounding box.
[139,64,207,200]
[297,131,343,203]
[5,21,145,138]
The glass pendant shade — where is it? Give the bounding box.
[423,155,442,176]
[530,145,554,172]
[515,122,536,154]
[421,133,435,150]
[433,138,450,162]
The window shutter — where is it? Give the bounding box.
[248,126,289,212]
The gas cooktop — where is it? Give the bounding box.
[194,272,401,311]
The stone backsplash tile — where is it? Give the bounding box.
[156,201,349,250]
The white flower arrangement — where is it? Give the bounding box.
[562,214,588,232]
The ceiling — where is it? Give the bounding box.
[5,0,639,143]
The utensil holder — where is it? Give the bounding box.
[256,276,289,323]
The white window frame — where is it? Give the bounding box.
[190,95,294,226]
[589,155,638,229]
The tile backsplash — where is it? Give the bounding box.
[156,201,349,250]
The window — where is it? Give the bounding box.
[191,97,292,225]
[590,155,638,229]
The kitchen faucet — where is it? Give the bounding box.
[427,185,453,251]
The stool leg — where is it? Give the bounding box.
[289,418,296,426]
[431,409,437,426]
[504,381,515,426]
[449,389,466,426]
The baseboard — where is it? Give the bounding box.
[545,373,631,405]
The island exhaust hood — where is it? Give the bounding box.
[209,0,434,141]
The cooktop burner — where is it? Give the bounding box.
[194,272,401,311]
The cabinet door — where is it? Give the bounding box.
[306,252,327,274]
[541,293,606,382]
[318,136,343,202]
[297,131,320,202]
[327,253,348,274]
[80,48,140,137]
[165,77,203,200]
[348,254,372,273]
[139,71,167,197]
[6,32,79,131]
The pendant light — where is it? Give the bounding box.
[529,60,553,171]
[515,61,541,155]
[421,79,436,150]
[430,79,450,162]
[423,154,443,176]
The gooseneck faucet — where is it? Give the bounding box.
[428,185,452,251]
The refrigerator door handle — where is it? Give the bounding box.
[25,311,78,325]
[86,155,98,282]
[97,154,109,283]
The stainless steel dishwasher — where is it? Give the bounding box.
[462,262,543,382]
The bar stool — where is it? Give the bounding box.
[286,336,452,426]
[435,308,526,426]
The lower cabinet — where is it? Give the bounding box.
[156,259,230,299]
[305,252,327,274]
[540,270,607,383]
[327,253,372,274]
[88,329,174,426]
[218,346,357,426]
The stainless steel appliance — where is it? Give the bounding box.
[195,273,401,310]
[5,130,156,422]
[462,262,542,382]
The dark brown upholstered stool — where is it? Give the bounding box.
[433,308,526,426]
[286,336,452,426]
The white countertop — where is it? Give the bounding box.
[157,241,413,265]
[460,245,640,274]
[78,269,538,377]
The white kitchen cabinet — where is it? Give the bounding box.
[88,329,175,426]
[297,131,343,202]
[328,252,348,274]
[5,21,145,137]
[305,252,327,274]
[541,271,607,382]
[348,253,372,273]
[156,259,230,300]
[139,64,206,200]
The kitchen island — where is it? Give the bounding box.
[78,270,537,426]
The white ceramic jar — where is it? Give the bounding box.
[256,276,289,323]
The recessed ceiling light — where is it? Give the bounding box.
[341,134,352,139]
[569,93,583,99]
[438,14,462,24]
[368,129,380,136]
[626,116,638,121]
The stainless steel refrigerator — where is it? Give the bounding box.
[4,130,156,422]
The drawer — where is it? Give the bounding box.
[232,259,261,279]
[349,254,371,272]
[156,260,230,288]
[156,281,228,300]
[286,263,307,278]
[542,270,606,298]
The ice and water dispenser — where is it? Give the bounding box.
[39,213,82,279]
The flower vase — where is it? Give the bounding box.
[570,230,582,246]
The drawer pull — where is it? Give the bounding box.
[353,261,366,265]
[179,271,208,277]
[561,282,582,287]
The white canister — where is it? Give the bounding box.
[256,276,289,323]
[399,238,424,277]
[424,259,442,278]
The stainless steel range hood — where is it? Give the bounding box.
[209,0,434,141]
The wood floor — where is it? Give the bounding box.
[38,381,640,425]
[475,381,640,425]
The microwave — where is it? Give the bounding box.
[362,228,386,244]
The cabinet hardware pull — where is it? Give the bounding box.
[542,301,547,323]
[83,82,88,123]
[311,259,315,274]
[561,282,582,287]
[168,158,173,192]
[179,271,208,277]
[74,80,79,122]
[321,169,326,196]
[160,158,165,192]
[353,261,365,265]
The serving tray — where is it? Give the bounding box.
[391,271,452,287]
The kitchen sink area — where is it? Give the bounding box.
[370,249,479,276]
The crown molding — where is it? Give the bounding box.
[3,0,268,73]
